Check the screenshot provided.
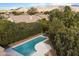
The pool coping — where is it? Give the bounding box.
[11,35,45,48]
[32,38,51,56]
[9,33,41,47]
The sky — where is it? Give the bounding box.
[0,3,51,10]
[0,3,78,10]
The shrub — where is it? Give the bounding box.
[0,20,42,48]
[12,10,24,15]
[27,7,38,15]
[44,11,49,14]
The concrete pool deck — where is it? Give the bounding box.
[5,34,51,56]
[32,42,51,56]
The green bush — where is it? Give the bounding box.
[43,11,49,14]
[27,7,38,15]
[0,20,42,48]
[12,10,24,15]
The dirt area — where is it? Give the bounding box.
[9,14,48,23]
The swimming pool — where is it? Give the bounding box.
[12,36,46,56]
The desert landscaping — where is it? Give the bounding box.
[0,5,79,23]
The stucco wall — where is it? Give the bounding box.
[0,46,5,56]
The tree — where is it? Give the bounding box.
[74,12,79,22]
[63,6,75,28]
[49,9,63,21]
[40,6,79,56]
[48,18,66,55]
[38,18,49,33]
[49,18,65,33]
[64,6,72,18]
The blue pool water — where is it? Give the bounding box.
[12,36,46,56]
